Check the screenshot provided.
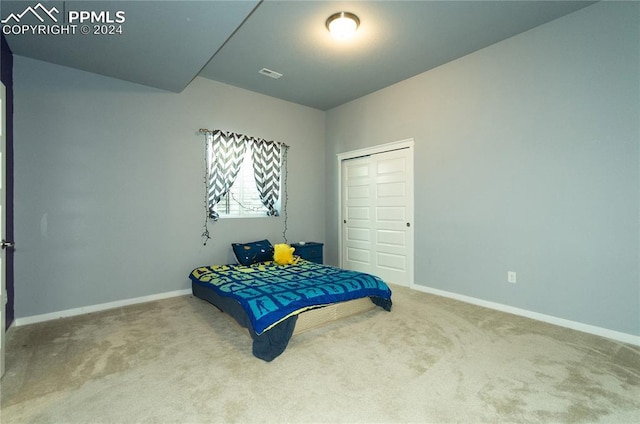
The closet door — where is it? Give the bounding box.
[341,147,413,286]
[371,148,412,285]
[342,156,373,275]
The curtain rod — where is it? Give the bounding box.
[199,128,289,148]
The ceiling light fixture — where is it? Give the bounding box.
[326,12,360,40]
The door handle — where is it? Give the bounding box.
[1,239,15,250]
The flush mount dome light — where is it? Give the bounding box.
[326,12,360,40]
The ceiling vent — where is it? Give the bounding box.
[259,68,283,79]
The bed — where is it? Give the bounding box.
[189,258,392,361]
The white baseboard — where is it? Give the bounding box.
[14,289,192,327]
[12,284,640,347]
[411,284,640,347]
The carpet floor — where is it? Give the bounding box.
[1,285,638,423]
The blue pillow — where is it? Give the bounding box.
[232,239,274,266]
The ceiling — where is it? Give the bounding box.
[2,0,595,110]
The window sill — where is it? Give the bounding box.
[216,214,276,219]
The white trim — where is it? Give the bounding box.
[12,283,638,346]
[413,284,640,347]
[336,138,415,286]
[14,289,192,326]
[336,138,415,162]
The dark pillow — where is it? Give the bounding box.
[232,239,274,266]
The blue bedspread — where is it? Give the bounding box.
[189,260,392,335]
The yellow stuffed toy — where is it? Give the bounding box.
[273,243,297,265]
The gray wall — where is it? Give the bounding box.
[13,58,325,318]
[325,2,639,336]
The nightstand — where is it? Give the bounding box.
[291,242,323,264]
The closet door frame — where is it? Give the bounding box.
[337,138,414,287]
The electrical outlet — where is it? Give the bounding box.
[507,271,517,284]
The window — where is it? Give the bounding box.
[215,149,276,217]
[203,130,285,220]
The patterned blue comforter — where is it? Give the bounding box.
[189,260,392,335]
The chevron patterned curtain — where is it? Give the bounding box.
[206,130,248,220]
[251,139,282,217]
